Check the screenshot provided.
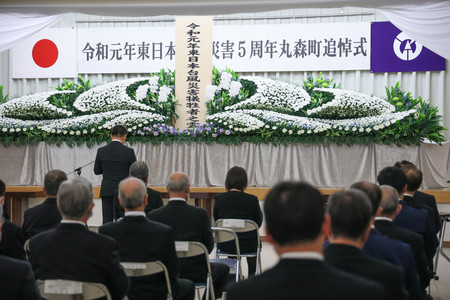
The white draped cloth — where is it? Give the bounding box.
[0,0,449,60]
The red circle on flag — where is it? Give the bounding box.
[32,39,59,68]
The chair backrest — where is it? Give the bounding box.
[211,227,241,259]
[121,261,173,300]
[87,224,100,233]
[24,239,30,260]
[175,241,215,300]
[36,279,112,300]
[215,219,259,234]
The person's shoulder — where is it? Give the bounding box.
[147,187,162,197]
[0,255,32,272]
[3,220,21,233]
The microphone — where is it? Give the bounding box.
[68,161,95,176]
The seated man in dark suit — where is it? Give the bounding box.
[0,202,40,300]
[148,172,229,300]
[226,181,387,300]
[377,166,438,270]
[100,177,194,300]
[29,177,129,300]
[325,189,407,299]
[22,169,67,240]
[400,164,440,233]
[0,180,25,260]
[114,161,163,219]
[395,160,440,233]
[376,185,431,293]
[351,181,423,299]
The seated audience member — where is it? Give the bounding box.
[0,204,40,300]
[100,177,194,300]
[148,172,229,300]
[399,163,440,233]
[213,166,263,276]
[226,182,387,300]
[325,189,407,299]
[0,181,25,260]
[376,185,431,292]
[29,177,129,300]
[351,181,423,300]
[394,160,440,231]
[22,169,67,240]
[377,166,438,269]
[0,180,10,220]
[114,161,164,219]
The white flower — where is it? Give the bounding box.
[205,85,218,101]
[135,85,149,101]
[229,81,242,97]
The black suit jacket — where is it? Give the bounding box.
[414,191,440,232]
[22,197,62,240]
[94,141,137,197]
[213,191,263,254]
[226,258,388,300]
[99,215,179,300]
[0,255,40,300]
[115,187,164,218]
[404,194,440,234]
[324,243,407,299]
[29,222,129,300]
[375,218,431,290]
[395,199,438,266]
[0,220,26,260]
[147,200,214,282]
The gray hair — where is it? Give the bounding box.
[119,177,147,209]
[167,172,190,193]
[57,177,93,219]
[379,185,400,216]
[129,161,149,183]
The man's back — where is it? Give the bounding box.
[30,222,129,300]
[226,258,387,300]
[22,198,61,240]
[0,255,40,300]
[99,215,178,300]
[324,244,407,299]
[147,200,214,282]
[0,220,25,260]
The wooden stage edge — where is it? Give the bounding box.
[4,186,450,226]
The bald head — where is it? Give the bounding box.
[167,172,190,197]
[119,177,147,210]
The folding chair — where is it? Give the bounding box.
[24,239,30,260]
[121,261,173,300]
[36,279,112,300]
[210,227,242,282]
[215,219,262,275]
[175,241,215,300]
[87,224,100,233]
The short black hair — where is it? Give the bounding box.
[377,166,407,194]
[327,189,373,240]
[264,181,324,246]
[394,160,414,168]
[401,164,422,192]
[0,180,5,197]
[350,181,381,216]
[111,125,128,137]
[44,170,68,196]
[225,166,248,191]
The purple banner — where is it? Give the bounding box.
[371,22,446,73]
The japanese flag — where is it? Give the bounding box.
[11,28,77,78]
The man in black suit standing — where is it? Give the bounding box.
[29,177,129,300]
[226,182,387,300]
[22,169,67,240]
[114,161,163,219]
[0,204,40,300]
[375,185,431,293]
[100,177,194,300]
[94,124,137,224]
[147,172,229,300]
[324,189,408,299]
[0,180,25,260]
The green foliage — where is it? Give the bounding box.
[0,85,8,104]
[55,75,91,94]
[302,72,340,111]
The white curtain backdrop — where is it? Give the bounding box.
[0,13,65,53]
[0,1,449,60]
[379,1,450,61]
